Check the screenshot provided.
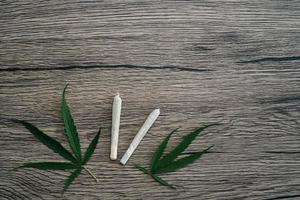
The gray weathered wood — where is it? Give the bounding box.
[0,0,300,199]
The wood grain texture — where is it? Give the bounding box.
[0,0,300,199]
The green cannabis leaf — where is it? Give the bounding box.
[13,85,101,194]
[135,124,216,189]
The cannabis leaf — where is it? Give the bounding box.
[62,84,82,162]
[135,124,216,189]
[13,85,101,194]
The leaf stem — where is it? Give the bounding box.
[84,166,99,182]
[135,165,175,189]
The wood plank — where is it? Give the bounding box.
[0,67,299,199]
[0,0,299,70]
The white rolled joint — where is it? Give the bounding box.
[120,108,160,165]
[110,94,122,160]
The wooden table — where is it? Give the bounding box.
[1,1,299,199]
